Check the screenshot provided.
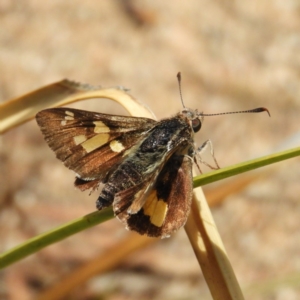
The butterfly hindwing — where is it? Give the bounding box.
[125,154,193,238]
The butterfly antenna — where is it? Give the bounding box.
[200,107,271,117]
[177,72,186,109]
[176,72,270,117]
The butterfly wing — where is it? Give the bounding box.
[125,154,193,238]
[36,108,156,183]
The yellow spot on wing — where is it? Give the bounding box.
[73,135,87,145]
[81,134,109,153]
[143,191,157,216]
[93,121,110,133]
[110,140,125,153]
[143,190,168,227]
[151,201,168,227]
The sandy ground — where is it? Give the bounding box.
[1,1,300,299]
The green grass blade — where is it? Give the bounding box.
[193,146,300,188]
[0,208,114,269]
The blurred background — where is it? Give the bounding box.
[1,1,300,299]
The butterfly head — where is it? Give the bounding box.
[181,108,203,133]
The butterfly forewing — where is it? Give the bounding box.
[36,108,156,180]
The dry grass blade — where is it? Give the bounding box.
[185,187,244,300]
[36,232,154,300]
[0,79,155,133]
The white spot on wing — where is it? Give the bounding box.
[65,111,74,117]
[62,111,74,123]
[110,140,125,153]
[73,135,87,145]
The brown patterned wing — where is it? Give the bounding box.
[120,154,193,238]
[36,108,156,181]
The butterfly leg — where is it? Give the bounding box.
[195,139,220,171]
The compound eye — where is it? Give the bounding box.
[192,118,202,132]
